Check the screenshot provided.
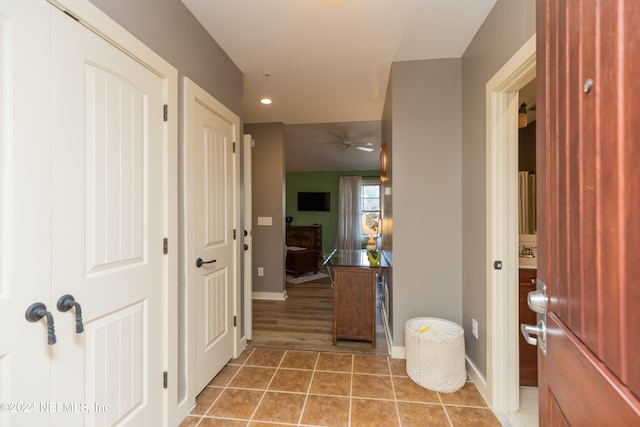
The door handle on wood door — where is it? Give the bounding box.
[57,294,84,333]
[25,303,57,345]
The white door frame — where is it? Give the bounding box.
[243,134,253,342]
[485,34,536,413]
[47,0,178,424]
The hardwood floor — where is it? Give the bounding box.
[249,268,389,356]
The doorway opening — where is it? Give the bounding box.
[485,34,536,413]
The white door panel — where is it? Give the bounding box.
[50,8,165,426]
[1,1,175,426]
[194,99,235,393]
[184,78,238,395]
[0,0,52,425]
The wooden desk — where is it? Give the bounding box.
[323,249,388,348]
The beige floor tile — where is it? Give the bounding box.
[280,350,319,370]
[393,376,440,403]
[389,357,408,376]
[251,391,306,424]
[178,415,201,427]
[309,371,352,396]
[268,369,313,393]
[353,354,390,375]
[198,417,248,426]
[206,388,264,420]
[300,395,350,427]
[439,381,488,407]
[350,398,399,427]
[208,364,240,387]
[351,374,394,400]
[190,348,504,427]
[230,348,253,365]
[228,366,276,390]
[446,406,502,427]
[397,401,450,427]
[248,422,295,427]
[316,352,353,372]
[191,387,223,415]
[245,348,286,367]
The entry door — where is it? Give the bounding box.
[537,0,640,424]
[49,6,167,426]
[0,1,52,425]
[184,79,237,394]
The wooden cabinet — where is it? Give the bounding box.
[286,249,319,278]
[286,225,322,257]
[332,267,377,348]
[519,268,538,387]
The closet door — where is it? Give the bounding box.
[49,7,167,426]
[0,0,52,425]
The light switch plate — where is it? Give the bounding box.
[257,216,272,226]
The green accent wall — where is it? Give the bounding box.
[286,170,379,254]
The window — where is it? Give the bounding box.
[361,180,381,241]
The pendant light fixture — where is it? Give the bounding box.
[519,103,528,128]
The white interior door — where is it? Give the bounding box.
[49,7,167,426]
[0,1,52,425]
[184,78,238,394]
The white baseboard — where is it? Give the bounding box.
[391,345,406,359]
[252,290,288,301]
[466,356,489,403]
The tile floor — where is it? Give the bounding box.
[499,387,539,427]
[180,348,503,427]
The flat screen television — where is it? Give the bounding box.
[297,192,330,212]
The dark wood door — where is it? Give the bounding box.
[537,0,640,424]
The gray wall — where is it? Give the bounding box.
[460,0,536,377]
[245,123,286,295]
[386,58,463,346]
[90,0,243,114]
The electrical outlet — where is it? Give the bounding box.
[257,267,264,276]
[472,318,478,339]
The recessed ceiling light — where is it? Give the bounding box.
[260,98,272,105]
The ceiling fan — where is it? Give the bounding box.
[333,133,374,152]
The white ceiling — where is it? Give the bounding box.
[181,0,497,170]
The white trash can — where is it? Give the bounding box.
[405,317,466,393]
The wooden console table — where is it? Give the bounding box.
[323,249,388,348]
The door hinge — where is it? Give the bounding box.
[163,238,168,255]
[163,371,168,389]
[234,316,237,327]
[163,104,168,122]
[233,229,236,240]
[233,142,236,153]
